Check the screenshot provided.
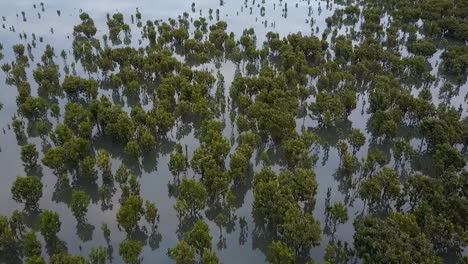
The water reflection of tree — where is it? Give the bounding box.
[52,179,73,205]
[148,231,162,251]
[76,221,95,242]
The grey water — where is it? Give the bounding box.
[0,0,465,263]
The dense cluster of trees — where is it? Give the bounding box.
[0,1,467,263]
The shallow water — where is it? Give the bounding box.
[0,0,466,263]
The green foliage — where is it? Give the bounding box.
[49,253,89,264]
[36,121,50,137]
[89,247,107,264]
[175,178,208,216]
[39,210,61,240]
[115,163,130,186]
[107,13,130,40]
[62,76,98,99]
[97,150,112,179]
[20,96,47,120]
[253,167,296,225]
[21,231,41,258]
[169,240,196,264]
[13,44,25,57]
[116,195,144,233]
[349,129,366,152]
[278,168,318,206]
[70,190,90,220]
[267,241,295,264]
[25,256,46,264]
[79,156,98,182]
[341,153,359,175]
[354,213,441,264]
[74,12,97,38]
[125,140,141,157]
[101,222,111,242]
[20,144,38,167]
[185,220,212,254]
[144,200,159,230]
[329,202,348,228]
[119,240,143,264]
[11,176,42,209]
[201,251,221,264]
[169,144,188,176]
[279,207,321,253]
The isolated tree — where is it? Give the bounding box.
[36,121,50,138]
[62,76,98,99]
[21,144,38,167]
[360,168,401,208]
[73,12,98,38]
[11,176,42,210]
[51,124,73,146]
[229,153,248,182]
[128,175,140,196]
[78,122,93,139]
[115,163,130,186]
[359,178,381,207]
[101,222,111,242]
[12,119,25,138]
[70,190,90,221]
[39,210,61,240]
[144,200,159,231]
[214,213,228,234]
[0,216,15,251]
[433,143,465,173]
[341,152,359,175]
[329,202,348,231]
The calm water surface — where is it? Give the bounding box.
[0,0,465,263]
